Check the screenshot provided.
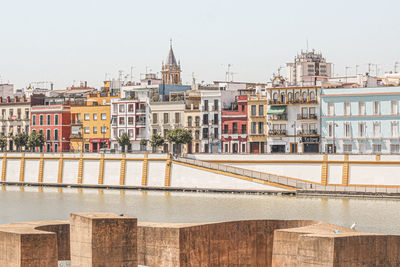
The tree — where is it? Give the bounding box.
[166,128,193,155]
[12,132,29,151]
[0,135,6,152]
[117,133,131,153]
[140,139,148,151]
[27,131,45,152]
[150,134,164,153]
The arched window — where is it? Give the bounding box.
[288,92,293,102]
[273,92,278,100]
[46,129,51,141]
[310,91,316,101]
[54,129,59,141]
[302,91,308,102]
[295,92,300,101]
[280,92,285,103]
[188,116,192,127]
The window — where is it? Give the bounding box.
[241,124,246,134]
[232,123,238,134]
[84,127,90,134]
[391,122,399,137]
[391,100,398,115]
[195,116,200,126]
[101,113,107,120]
[343,144,352,153]
[359,143,366,153]
[391,144,400,153]
[163,113,169,123]
[101,126,107,134]
[214,128,218,138]
[93,114,97,120]
[224,124,228,134]
[195,130,200,140]
[328,124,334,138]
[213,113,218,125]
[344,102,351,116]
[258,122,264,134]
[119,104,125,113]
[344,123,351,138]
[204,100,208,111]
[84,114,90,121]
[119,129,125,137]
[188,116,192,127]
[128,117,134,125]
[54,129,59,141]
[39,115,44,125]
[54,115,59,125]
[54,144,58,153]
[113,104,117,113]
[328,102,334,116]
[153,113,158,124]
[310,91,316,101]
[373,122,380,138]
[251,122,256,134]
[47,115,51,125]
[128,104,134,112]
[302,91,308,101]
[373,144,382,153]
[152,129,157,135]
[93,127,97,134]
[359,123,366,137]
[32,115,36,126]
[202,128,208,138]
[46,129,51,141]
[295,92,300,101]
[214,100,219,111]
[119,117,125,125]
[251,105,256,116]
[203,114,208,124]
[373,101,380,115]
[259,105,264,116]
[359,102,366,116]
[128,129,134,137]
[175,113,180,123]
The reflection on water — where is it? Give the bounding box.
[0,186,400,234]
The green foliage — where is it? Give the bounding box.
[166,128,192,145]
[150,134,164,149]
[27,131,45,150]
[12,132,29,151]
[0,135,6,150]
[117,133,131,147]
[140,139,147,146]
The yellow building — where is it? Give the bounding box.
[247,94,267,153]
[86,90,120,106]
[70,105,111,152]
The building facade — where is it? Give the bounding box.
[221,95,248,153]
[184,90,201,154]
[31,105,71,152]
[70,105,111,152]
[266,87,320,153]
[150,100,185,153]
[321,86,400,154]
[247,94,267,153]
[286,50,332,86]
[110,98,148,152]
[200,90,221,153]
[0,96,30,151]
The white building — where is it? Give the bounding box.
[286,50,332,86]
[149,100,185,153]
[110,98,149,152]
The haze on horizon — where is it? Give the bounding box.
[0,0,399,90]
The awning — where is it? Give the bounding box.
[267,105,286,115]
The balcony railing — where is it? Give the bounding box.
[268,99,317,105]
[223,130,247,135]
[268,129,287,136]
[297,129,318,135]
[269,114,288,121]
[297,114,317,120]
[70,133,82,138]
[136,109,146,113]
[71,120,82,125]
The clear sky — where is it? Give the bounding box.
[0,0,399,89]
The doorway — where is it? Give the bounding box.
[290,143,298,153]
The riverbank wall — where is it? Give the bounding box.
[1,152,400,193]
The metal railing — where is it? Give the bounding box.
[175,156,310,190]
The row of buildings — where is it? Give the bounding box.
[1,44,400,154]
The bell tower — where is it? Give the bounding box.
[161,40,181,85]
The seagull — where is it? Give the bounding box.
[350,222,357,230]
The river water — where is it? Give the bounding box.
[0,186,399,235]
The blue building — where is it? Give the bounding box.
[320,87,400,154]
[158,84,191,101]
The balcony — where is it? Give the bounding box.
[250,113,264,118]
[222,130,247,135]
[70,133,82,139]
[268,99,318,105]
[136,121,146,127]
[71,120,82,125]
[297,129,318,136]
[269,114,288,121]
[268,129,287,136]
[136,109,146,114]
[185,104,199,111]
[297,114,317,120]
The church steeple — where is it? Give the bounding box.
[162,39,181,85]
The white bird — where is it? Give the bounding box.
[350,222,357,230]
